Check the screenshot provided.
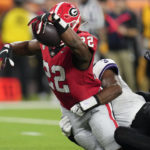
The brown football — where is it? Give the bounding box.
[32,21,61,47]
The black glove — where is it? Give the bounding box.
[0,44,14,70]
[144,51,150,62]
[28,12,68,35]
[28,12,51,34]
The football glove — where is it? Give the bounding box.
[0,44,14,70]
[144,50,150,62]
[70,96,100,116]
[28,12,50,34]
[28,12,68,35]
[59,116,72,137]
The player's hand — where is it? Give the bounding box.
[144,50,150,62]
[36,12,60,34]
[28,11,68,35]
[28,12,52,34]
[38,12,68,35]
[0,44,14,70]
[36,12,51,34]
[71,96,100,116]
[59,116,72,137]
[38,12,60,23]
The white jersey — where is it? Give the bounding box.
[93,59,146,126]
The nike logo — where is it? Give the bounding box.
[0,50,8,55]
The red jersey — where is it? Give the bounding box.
[40,31,101,110]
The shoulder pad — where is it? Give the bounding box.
[78,31,98,51]
[93,59,119,80]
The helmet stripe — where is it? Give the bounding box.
[54,2,65,14]
[52,2,81,32]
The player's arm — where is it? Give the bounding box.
[71,69,122,116]
[60,27,91,61]
[71,59,122,116]
[0,39,41,69]
[95,69,122,104]
[47,14,92,69]
[34,13,92,69]
[11,39,41,56]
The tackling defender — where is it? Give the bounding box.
[0,2,122,150]
[61,57,150,150]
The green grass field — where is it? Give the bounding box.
[0,105,83,150]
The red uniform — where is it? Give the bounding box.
[40,31,101,110]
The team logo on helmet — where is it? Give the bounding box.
[69,8,78,17]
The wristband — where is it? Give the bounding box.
[52,14,69,35]
[79,96,100,112]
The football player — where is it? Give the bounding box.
[0,2,122,150]
[61,58,150,150]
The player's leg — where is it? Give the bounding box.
[60,106,103,150]
[115,126,150,150]
[74,129,104,150]
[89,104,121,150]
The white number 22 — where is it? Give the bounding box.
[81,36,94,48]
[43,61,70,93]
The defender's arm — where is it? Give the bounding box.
[95,69,122,104]
[71,69,122,116]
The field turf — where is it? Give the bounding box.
[0,107,83,150]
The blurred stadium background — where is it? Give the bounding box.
[0,0,150,149]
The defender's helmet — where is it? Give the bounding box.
[50,2,81,32]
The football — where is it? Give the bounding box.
[32,21,61,47]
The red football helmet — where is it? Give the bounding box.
[50,2,81,32]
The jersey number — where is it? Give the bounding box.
[81,36,94,48]
[43,61,70,93]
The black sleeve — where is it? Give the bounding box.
[115,126,150,150]
[136,91,150,102]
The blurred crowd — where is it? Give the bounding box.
[0,0,150,99]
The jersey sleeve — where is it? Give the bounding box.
[78,32,98,52]
[93,59,119,80]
